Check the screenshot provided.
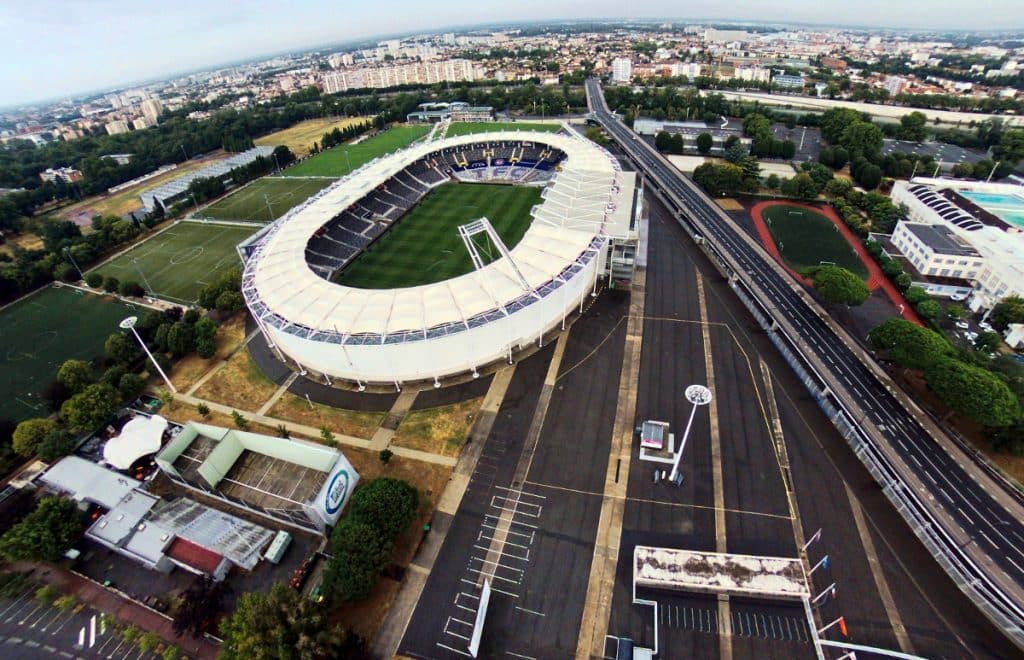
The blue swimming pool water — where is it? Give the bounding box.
[959,190,1024,227]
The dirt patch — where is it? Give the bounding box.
[269,394,384,439]
[716,198,744,211]
[256,117,371,157]
[193,349,279,411]
[168,315,249,390]
[391,398,482,458]
[332,576,402,644]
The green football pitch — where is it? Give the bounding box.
[0,286,140,423]
[445,122,562,137]
[334,183,542,289]
[91,221,258,304]
[762,204,869,279]
[199,177,333,224]
[282,125,430,177]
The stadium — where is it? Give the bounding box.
[240,127,639,387]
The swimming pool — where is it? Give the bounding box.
[958,190,1024,228]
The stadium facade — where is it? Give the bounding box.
[240,128,639,387]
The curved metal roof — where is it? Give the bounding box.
[245,129,631,340]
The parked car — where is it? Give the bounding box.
[955,321,970,330]
[979,321,994,332]
[949,292,968,302]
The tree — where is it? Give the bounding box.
[868,318,952,370]
[821,107,864,144]
[348,478,419,540]
[765,173,781,190]
[975,331,1002,353]
[215,291,245,313]
[119,280,145,298]
[12,418,57,456]
[166,321,195,357]
[220,584,366,660]
[173,575,231,637]
[194,317,218,341]
[655,131,671,152]
[899,112,928,142]
[38,428,75,462]
[854,163,883,190]
[102,276,120,293]
[668,133,684,155]
[840,121,884,159]
[924,358,1021,428]
[323,519,392,602]
[990,295,1024,330]
[0,497,82,561]
[915,299,941,322]
[696,132,713,154]
[118,373,146,399]
[57,359,94,395]
[196,337,216,359]
[60,383,120,433]
[724,142,748,164]
[993,129,1024,165]
[810,265,869,306]
[105,333,139,365]
[780,172,821,199]
[85,272,103,288]
[693,162,747,196]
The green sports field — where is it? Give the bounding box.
[91,221,258,304]
[335,182,542,289]
[445,122,562,137]
[282,125,431,178]
[0,286,140,423]
[762,204,869,279]
[199,177,333,224]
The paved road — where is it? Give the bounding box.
[589,78,1024,648]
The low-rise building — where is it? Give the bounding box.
[39,167,83,184]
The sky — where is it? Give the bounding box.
[2,0,1022,106]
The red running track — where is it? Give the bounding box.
[749,199,923,326]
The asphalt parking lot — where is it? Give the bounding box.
[0,584,165,660]
[883,139,987,167]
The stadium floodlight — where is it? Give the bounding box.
[120,316,176,393]
[668,384,713,484]
[62,247,85,281]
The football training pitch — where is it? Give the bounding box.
[445,122,562,137]
[198,178,333,224]
[91,221,258,304]
[761,204,869,279]
[335,182,542,289]
[0,286,140,423]
[282,125,431,178]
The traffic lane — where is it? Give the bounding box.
[398,345,555,658]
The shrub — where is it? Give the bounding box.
[231,410,249,430]
[55,595,77,612]
[379,448,393,465]
[196,402,210,417]
[35,585,60,604]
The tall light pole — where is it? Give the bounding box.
[120,316,176,393]
[180,144,189,162]
[669,384,713,484]
[62,247,85,281]
[131,257,155,296]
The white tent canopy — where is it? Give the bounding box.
[104,414,168,470]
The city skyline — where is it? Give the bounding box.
[3,1,1024,107]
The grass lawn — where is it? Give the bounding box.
[761,204,869,279]
[282,125,430,178]
[255,117,371,156]
[90,221,257,304]
[391,398,482,457]
[193,349,280,412]
[335,182,541,289]
[199,178,333,224]
[267,394,384,440]
[0,286,140,423]
[445,121,562,137]
[160,398,279,438]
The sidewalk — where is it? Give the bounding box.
[5,561,219,660]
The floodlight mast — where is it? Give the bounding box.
[668,384,713,484]
[120,316,177,393]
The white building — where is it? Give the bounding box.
[890,179,1024,312]
[323,59,477,93]
[890,222,984,280]
[105,120,130,135]
[611,57,633,83]
[140,98,162,124]
[734,66,771,83]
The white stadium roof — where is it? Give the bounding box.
[245,129,633,342]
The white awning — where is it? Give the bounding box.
[104,414,168,470]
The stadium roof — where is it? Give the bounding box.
[141,146,274,209]
[246,129,634,339]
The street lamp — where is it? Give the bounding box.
[668,384,713,484]
[62,247,85,281]
[120,316,176,393]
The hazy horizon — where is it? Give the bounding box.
[3,1,1023,108]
